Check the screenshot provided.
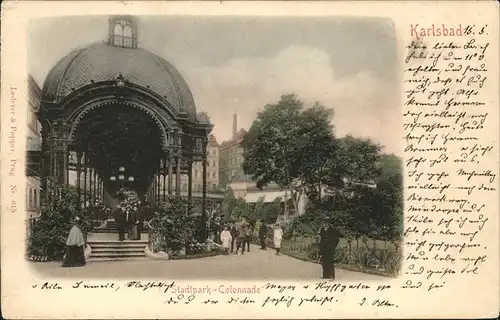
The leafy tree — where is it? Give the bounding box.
[323,135,382,208]
[372,154,404,241]
[242,94,336,213]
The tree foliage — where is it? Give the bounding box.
[28,185,94,260]
[242,93,402,242]
[242,94,336,212]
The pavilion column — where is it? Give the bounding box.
[64,146,70,185]
[83,153,88,209]
[156,170,161,205]
[76,151,82,209]
[89,168,93,202]
[175,156,181,195]
[162,157,167,201]
[201,157,208,241]
[168,154,173,196]
[188,160,193,202]
[93,170,98,201]
[40,122,50,201]
[150,176,155,205]
[50,121,68,186]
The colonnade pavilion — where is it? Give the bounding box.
[38,16,214,235]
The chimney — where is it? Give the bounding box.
[232,113,237,139]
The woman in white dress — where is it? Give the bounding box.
[220,226,232,255]
[273,224,283,255]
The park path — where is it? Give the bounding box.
[31,245,387,281]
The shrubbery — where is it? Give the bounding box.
[149,196,199,253]
[28,185,95,260]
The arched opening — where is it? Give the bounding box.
[113,23,123,47]
[72,102,164,206]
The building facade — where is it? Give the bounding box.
[26,75,42,231]
[219,114,247,188]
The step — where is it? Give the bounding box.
[89,243,147,249]
[91,247,145,253]
[87,256,148,262]
[90,252,146,258]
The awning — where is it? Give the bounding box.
[245,190,286,203]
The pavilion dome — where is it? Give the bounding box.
[41,42,197,117]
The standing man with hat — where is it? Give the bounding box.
[319,216,342,279]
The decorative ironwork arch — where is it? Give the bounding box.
[66,98,171,149]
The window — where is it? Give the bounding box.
[212,172,216,178]
[195,170,199,178]
[123,25,133,47]
[28,188,33,209]
[111,19,135,48]
[34,189,38,208]
[113,23,123,46]
[212,160,216,168]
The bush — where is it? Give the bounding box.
[149,196,198,252]
[28,185,93,261]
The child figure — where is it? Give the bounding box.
[273,223,283,255]
[220,226,232,255]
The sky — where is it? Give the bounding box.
[28,15,401,155]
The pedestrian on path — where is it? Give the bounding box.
[259,222,268,250]
[244,223,253,252]
[235,221,247,255]
[230,223,238,253]
[62,216,86,268]
[273,223,283,255]
[220,226,232,255]
[319,216,342,279]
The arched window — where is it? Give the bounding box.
[113,23,123,47]
[123,25,133,47]
[109,18,137,48]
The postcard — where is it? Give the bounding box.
[1,1,499,319]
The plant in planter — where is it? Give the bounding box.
[149,196,198,254]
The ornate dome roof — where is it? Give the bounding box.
[41,42,197,116]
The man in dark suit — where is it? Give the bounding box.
[230,224,238,254]
[113,204,126,241]
[319,216,342,279]
[259,222,268,250]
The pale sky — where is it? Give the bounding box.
[29,16,401,155]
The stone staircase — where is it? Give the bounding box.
[87,239,148,261]
[87,226,149,261]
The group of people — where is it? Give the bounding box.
[61,206,341,279]
[218,216,342,280]
[113,200,142,241]
[219,219,284,256]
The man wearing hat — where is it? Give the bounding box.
[319,216,342,279]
